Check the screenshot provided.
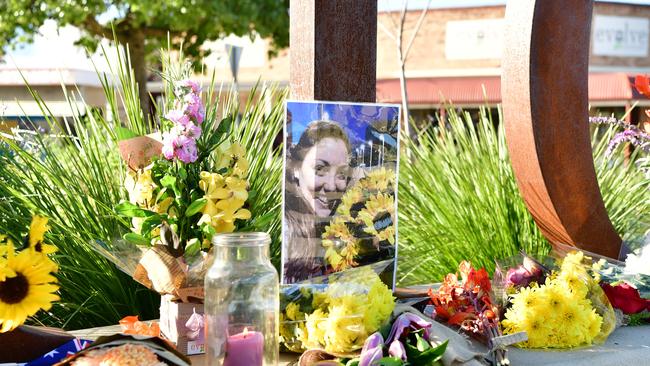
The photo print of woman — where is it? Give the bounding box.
[282,101,400,285]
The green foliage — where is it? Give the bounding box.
[0,99,160,329]
[0,47,286,329]
[397,107,650,286]
[0,0,289,62]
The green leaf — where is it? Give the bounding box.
[411,340,448,365]
[376,357,404,366]
[123,232,151,246]
[415,333,431,352]
[216,116,233,135]
[345,360,360,366]
[185,238,201,257]
[160,175,177,190]
[178,167,188,180]
[139,214,164,236]
[115,126,138,141]
[185,198,207,216]
[115,201,155,218]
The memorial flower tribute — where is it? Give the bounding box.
[279,268,395,354]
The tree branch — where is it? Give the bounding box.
[82,15,113,39]
[404,0,432,61]
[378,21,398,45]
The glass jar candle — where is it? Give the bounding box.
[205,232,279,366]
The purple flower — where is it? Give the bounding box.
[176,135,198,163]
[162,132,178,160]
[505,257,544,288]
[165,109,190,127]
[182,93,205,124]
[179,79,201,94]
[606,129,650,156]
[184,122,202,139]
[388,339,407,361]
[359,332,384,366]
[386,313,432,344]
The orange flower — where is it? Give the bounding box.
[634,75,650,97]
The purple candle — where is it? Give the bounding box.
[223,328,264,366]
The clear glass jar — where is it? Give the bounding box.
[205,232,279,366]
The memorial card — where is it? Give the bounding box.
[282,100,400,286]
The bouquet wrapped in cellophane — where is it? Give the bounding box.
[494,246,618,349]
[279,266,395,355]
[92,59,252,303]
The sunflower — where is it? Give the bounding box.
[26,216,57,255]
[357,193,396,245]
[358,168,395,192]
[335,186,365,220]
[322,218,358,271]
[0,241,59,333]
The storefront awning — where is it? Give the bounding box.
[376,73,646,106]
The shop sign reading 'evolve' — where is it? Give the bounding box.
[592,15,649,58]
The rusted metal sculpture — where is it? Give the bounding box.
[289,0,377,102]
[502,0,622,258]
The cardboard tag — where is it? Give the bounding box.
[490,331,527,351]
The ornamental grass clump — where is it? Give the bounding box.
[398,106,650,285]
[0,43,285,329]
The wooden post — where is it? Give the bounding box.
[289,0,377,102]
[501,0,622,258]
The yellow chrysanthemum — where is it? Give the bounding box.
[27,216,57,255]
[0,242,59,333]
[285,302,303,321]
[302,308,328,349]
[503,266,605,348]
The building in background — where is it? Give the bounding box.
[205,0,650,124]
[2,1,649,127]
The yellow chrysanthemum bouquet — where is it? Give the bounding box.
[497,251,616,349]
[0,216,58,333]
[321,168,396,272]
[279,267,395,354]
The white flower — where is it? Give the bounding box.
[625,244,650,276]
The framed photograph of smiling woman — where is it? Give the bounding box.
[282,100,400,286]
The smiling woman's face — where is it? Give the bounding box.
[295,137,350,217]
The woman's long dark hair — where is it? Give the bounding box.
[284,120,351,283]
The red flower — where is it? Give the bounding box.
[634,75,650,98]
[601,282,650,314]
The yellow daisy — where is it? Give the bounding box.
[0,242,59,333]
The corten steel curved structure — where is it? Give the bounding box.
[502,0,622,258]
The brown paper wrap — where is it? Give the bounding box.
[118,135,163,170]
[133,245,205,303]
